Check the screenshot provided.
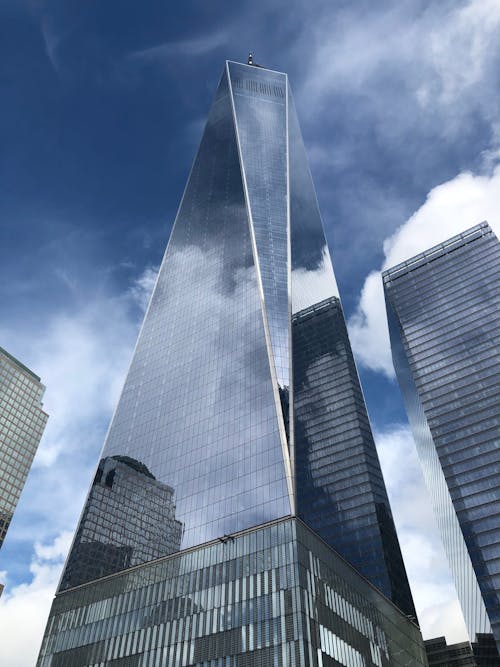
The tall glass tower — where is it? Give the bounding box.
[38,61,424,666]
[383,222,500,652]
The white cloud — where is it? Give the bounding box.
[292,246,339,312]
[348,164,500,376]
[127,265,159,312]
[375,426,469,642]
[0,533,71,667]
[301,0,500,129]
[427,0,500,106]
[0,267,156,664]
[382,167,500,268]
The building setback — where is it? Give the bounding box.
[383,222,500,652]
[38,60,424,666]
[0,346,48,552]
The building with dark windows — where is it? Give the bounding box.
[424,634,500,667]
[292,297,415,617]
[0,346,48,552]
[38,60,425,666]
[383,222,500,653]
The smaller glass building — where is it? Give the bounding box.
[38,517,426,667]
[383,222,500,651]
[292,297,414,617]
[0,346,48,550]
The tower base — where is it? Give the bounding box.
[38,518,425,667]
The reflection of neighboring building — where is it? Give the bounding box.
[0,346,48,552]
[293,296,416,617]
[383,223,500,652]
[61,456,183,590]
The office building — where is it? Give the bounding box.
[383,222,500,651]
[0,346,48,550]
[38,60,424,666]
[292,296,414,616]
[424,636,477,667]
[424,634,500,667]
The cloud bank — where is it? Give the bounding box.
[0,266,156,667]
[348,164,500,376]
[0,532,72,667]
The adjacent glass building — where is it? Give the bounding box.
[383,222,500,651]
[38,60,422,665]
[0,345,48,551]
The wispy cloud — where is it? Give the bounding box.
[0,532,72,667]
[127,28,230,62]
[0,266,156,665]
[127,264,159,311]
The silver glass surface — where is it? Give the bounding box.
[228,62,289,395]
[383,222,500,650]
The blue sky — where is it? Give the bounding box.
[1,0,500,663]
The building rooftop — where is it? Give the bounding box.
[0,345,41,383]
[382,221,493,284]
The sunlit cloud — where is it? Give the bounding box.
[0,532,72,667]
[0,266,156,664]
[348,165,500,376]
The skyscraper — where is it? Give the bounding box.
[0,346,48,552]
[383,222,500,651]
[38,60,424,666]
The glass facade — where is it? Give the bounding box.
[383,222,500,651]
[0,346,48,550]
[292,297,414,617]
[40,60,420,662]
[38,518,426,667]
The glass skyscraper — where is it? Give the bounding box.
[38,60,424,666]
[0,345,48,551]
[383,222,500,652]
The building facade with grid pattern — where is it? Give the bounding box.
[383,222,500,652]
[0,345,48,550]
[39,519,426,667]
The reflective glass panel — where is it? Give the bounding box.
[288,87,415,617]
[384,222,500,647]
[228,62,289,396]
[60,70,291,590]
